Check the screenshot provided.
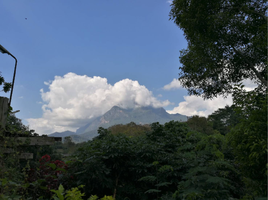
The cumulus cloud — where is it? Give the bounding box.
[241,79,258,91]
[167,0,173,4]
[163,79,183,90]
[167,95,233,117]
[27,73,170,135]
[164,77,258,116]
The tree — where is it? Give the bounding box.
[64,136,75,146]
[187,115,215,135]
[208,105,241,135]
[0,72,11,93]
[170,3,267,196]
[174,131,241,199]
[6,113,31,134]
[227,88,267,197]
[67,121,190,200]
[107,122,151,137]
[169,0,267,98]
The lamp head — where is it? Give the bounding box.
[0,44,11,55]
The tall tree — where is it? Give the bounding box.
[170,0,267,98]
[227,88,267,196]
[187,115,215,135]
[208,105,241,135]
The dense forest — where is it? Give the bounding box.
[0,105,266,199]
[0,0,267,199]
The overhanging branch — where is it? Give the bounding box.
[232,47,267,87]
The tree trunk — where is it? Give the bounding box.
[113,176,119,199]
[0,97,9,130]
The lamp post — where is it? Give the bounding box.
[0,44,18,107]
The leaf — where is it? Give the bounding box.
[58,184,65,193]
[74,170,87,175]
[48,163,57,170]
[100,195,115,200]
[56,168,67,173]
[145,189,161,194]
[155,182,171,187]
[152,161,159,166]
[139,176,157,182]
[158,165,173,172]
[51,184,65,200]
[88,195,99,200]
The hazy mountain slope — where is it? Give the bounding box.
[75,116,98,134]
[48,106,188,142]
[79,106,188,140]
[48,130,87,143]
[49,131,76,138]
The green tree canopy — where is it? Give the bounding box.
[208,105,241,135]
[170,0,267,98]
[186,115,215,135]
[227,88,267,196]
[0,72,11,93]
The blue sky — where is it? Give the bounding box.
[1,0,235,134]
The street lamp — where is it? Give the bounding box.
[0,44,18,107]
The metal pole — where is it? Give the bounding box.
[0,45,17,107]
[8,54,17,107]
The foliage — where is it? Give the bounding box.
[169,0,267,98]
[26,154,67,198]
[1,101,265,199]
[0,123,31,199]
[65,121,189,200]
[170,0,267,197]
[227,87,267,197]
[51,184,87,200]
[5,113,35,136]
[186,115,215,135]
[0,72,11,93]
[208,105,241,135]
[88,195,114,200]
[66,120,246,199]
[61,136,76,154]
[107,122,151,137]
[0,111,65,199]
[67,132,142,199]
[174,131,239,199]
[51,184,114,200]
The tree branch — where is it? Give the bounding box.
[232,47,267,87]
[224,4,267,22]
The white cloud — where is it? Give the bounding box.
[167,0,173,4]
[164,77,258,118]
[241,79,258,91]
[165,78,258,117]
[44,80,52,85]
[167,95,233,117]
[163,79,183,90]
[27,73,170,135]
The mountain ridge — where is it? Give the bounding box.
[48,105,188,142]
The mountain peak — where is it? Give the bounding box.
[79,105,188,138]
[49,105,188,142]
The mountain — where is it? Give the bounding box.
[75,116,98,135]
[78,106,188,141]
[49,130,76,138]
[48,130,87,143]
[48,106,188,143]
